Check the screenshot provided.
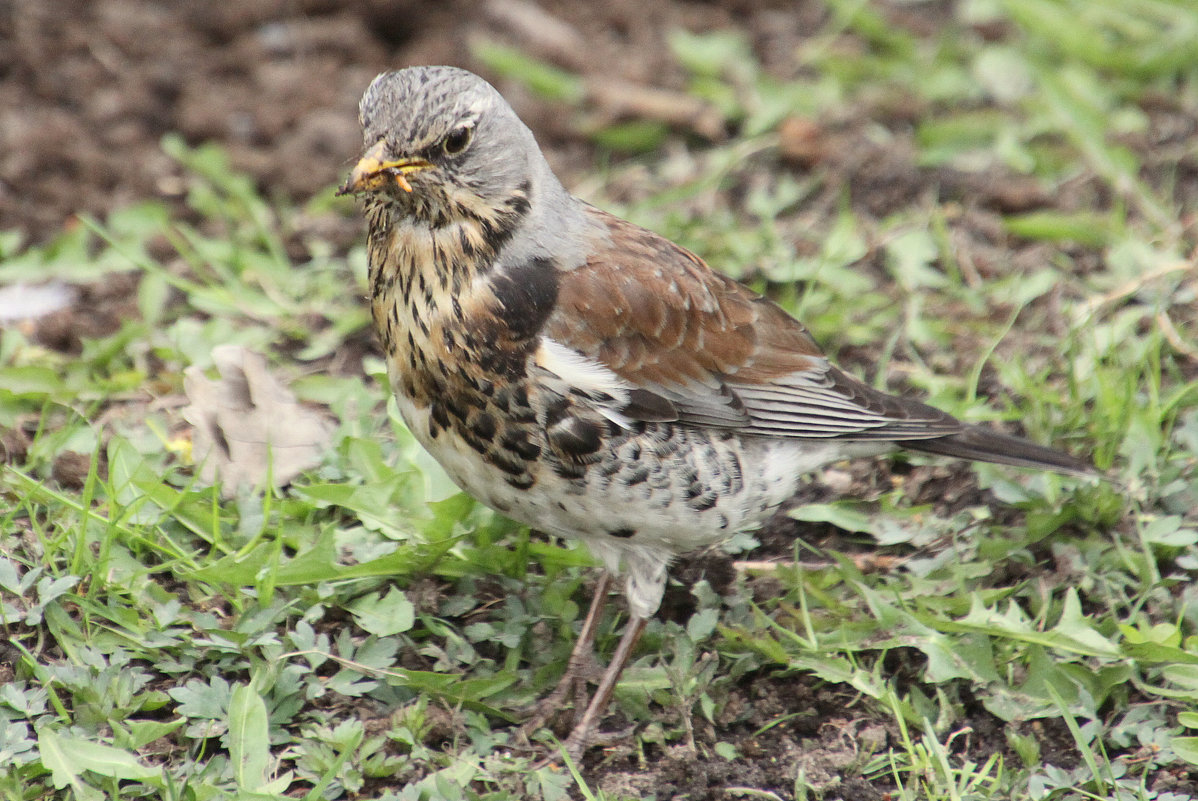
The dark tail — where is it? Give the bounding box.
[898,424,1096,478]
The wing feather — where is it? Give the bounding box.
[541,207,964,442]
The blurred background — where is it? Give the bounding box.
[9,0,1193,247]
[5,0,810,240]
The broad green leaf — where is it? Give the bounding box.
[0,366,66,398]
[38,728,160,788]
[228,683,271,792]
[790,502,879,536]
[188,527,338,586]
[1003,211,1113,247]
[1173,736,1198,766]
[348,587,414,637]
[886,229,947,291]
[686,608,720,642]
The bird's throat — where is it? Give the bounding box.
[365,201,554,416]
[364,201,553,495]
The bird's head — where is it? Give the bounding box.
[339,66,536,238]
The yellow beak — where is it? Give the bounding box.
[337,140,432,196]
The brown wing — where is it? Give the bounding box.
[543,207,962,441]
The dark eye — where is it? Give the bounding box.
[442,126,473,156]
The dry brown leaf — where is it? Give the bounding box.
[183,345,332,497]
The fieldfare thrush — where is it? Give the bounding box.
[339,65,1093,760]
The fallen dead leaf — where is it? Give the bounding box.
[183,345,332,497]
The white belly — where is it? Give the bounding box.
[388,376,878,618]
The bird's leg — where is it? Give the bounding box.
[558,614,648,763]
[520,572,612,736]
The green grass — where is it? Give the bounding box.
[2,1,1198,799]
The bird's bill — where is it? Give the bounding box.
[337,140,432,196]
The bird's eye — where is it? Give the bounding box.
[442,126,473,156]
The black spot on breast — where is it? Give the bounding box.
[430,401,449,435]
[509,183,532,218]
[548,417,603,459]
[624,466,650,486]
[458,228,476,260]
[465,435,488,454]
[474,182,532,254]
[598,458,622,478]
[648,469,671,490]
[500,429,541,461]
[494,383,537,423]
[725,452,743,493]
[511,408,537,424]
[505,473,535,490]
[510,385,529,407]
[490,450,531,476]
[471,412,496,441]
[552,461,587,480]
[488,257,559,341]
[545,399,603,460]
[608,527,636,539]
[445,397,469,422]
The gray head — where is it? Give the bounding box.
[341,66,550,234]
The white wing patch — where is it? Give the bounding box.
[533,338,635,428]
[533,338,954,441]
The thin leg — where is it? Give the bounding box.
[560,614,648,762]
[520,572,612,736]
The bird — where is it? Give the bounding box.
[338,65,1093,761]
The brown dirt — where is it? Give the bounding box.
[1,0,804,244]
[4,1,1193,798]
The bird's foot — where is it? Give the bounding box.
[518,575,614,740]
[517,671,592,741]
[527,616,649,765]
[531,722,636,769]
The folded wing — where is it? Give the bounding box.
[544,207,961,443]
